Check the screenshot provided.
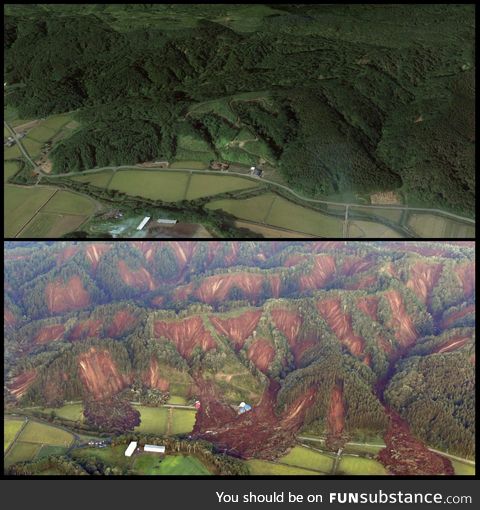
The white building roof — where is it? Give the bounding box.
[144,444,165,453]
[125,441,137,457]
[157,218,177,224]
[136,216,151,230]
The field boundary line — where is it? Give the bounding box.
[13,188,58,238]
[4,416,29,459]
[262,194,277,223]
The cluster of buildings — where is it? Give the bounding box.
[4,132,25,148]
[250,166,263,177]
[124,441,166,457]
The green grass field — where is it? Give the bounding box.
[3,143,22,159]
[35,444,69,459]
[108,170,189,201]
[185,174,259,200]
[407,213,475,238]
[4,441,41,467]
[17,420,74,447]
[17,211,85,238]
[171,410,196,435]
[450,460,475,476]
[41,114,74,131]
[206,192,276,223]
[4,161,19,183]
[21,137,44,159]
[169,161,209,170]
[4,418,25,452]
[72,444,132,470]
[133,454,211,475]
[279,446,334,473]
[246,459,322,475]
[135,406,169,435]
[167,395,188,405]
[41,404,84,422]
[40,190,97,215]
[265,196,344,236]
[26,125,57,143]
[70,171,113,188]
[4,185,57,237]
[336,455,388,475]
[347,219,404,238]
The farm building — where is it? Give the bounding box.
[144,444,166,454]
[157,218,177,224]
[238,402,252,414]
[136,216,151,230]
[125,441,137,457]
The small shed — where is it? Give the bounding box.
[136,216,151,231]
[238,402,252,414]
[125,441,137,457]
[157,218,177,224]
[144,444,166,454]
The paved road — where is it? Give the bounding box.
[4,120,38,170]
[43,163,475,224]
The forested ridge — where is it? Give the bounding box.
[4,241,475,460]
[4,4,475,214]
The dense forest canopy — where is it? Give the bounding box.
[4,241,475,462]
[3,4,475,214]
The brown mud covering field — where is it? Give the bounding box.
[143,358,170,391]
[68,320,102,341]
[193,379,316,460]
[384,290,418,347]
[8,370,37,399]
[34,324,65,345]
[299,255,336,291]
[326,382,346,450]
[107,310,138,338]
[118,260,156,291]
[247,339,275,373]
[378,411,453,476]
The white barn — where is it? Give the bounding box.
[124,441,137,457]
[136,216,151,230]
[144,444,165,454]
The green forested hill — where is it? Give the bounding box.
[4,4,475,214]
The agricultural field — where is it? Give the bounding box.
[234,221,317,238]
[265,196,344,237]
[4,418,25,452]
[336,455,388,475]
[350,205,404,224]
[169,161,209,170]
[171,410,197,435]
[134,406,169,435]
[132,454,211,475]
[246,459,322,475]
[206,193,276,223]
[17,420,74,447]
[279,446,335,473]
[185,174,259,200]
[167,395,188,405]
[70,171,113,188]
[41,404,84,423]
[72,444,132,470]
[347,219,404,238]
[4,161,20,183]
[108,170,189,202]
[4,186,57,237]
[450,460,475,476]
[407,213,475,238]
[4,441,41,467]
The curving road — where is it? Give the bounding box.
[5,118,475,226]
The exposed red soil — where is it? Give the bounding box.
[4,308,16,327]
[9,370,37,399]
[284,254,308,267]
[247,339,275,373]
[78,347,129,399]
[209,310,262,350]
[441,304,475,329]
[154,316,216,359]
[299,255,336,291]
[193,379,317,459]
[34,324,65,345]
[356,296,379,321]
[170,241,197,269]
[342,257,375,276]
[143,358,170,391]
[56,245,79,266]
[434,335,470,354]
[118,260,156,291]
[178,272,267,304]
[384,290,418,348]
[68,320,103,341]
[151,295,165,307]
[311,241,346,251]
[345,274,377,290]
[455,262,475,299]
[107,310,138,338]
[269,274,282,298]
[406,262,443,305]
[85,243,111,270]
[45,276,90,315]
[317,298,366,358]
[270,308,316,365]
[326,382,345,446]
[378,410,453,475]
